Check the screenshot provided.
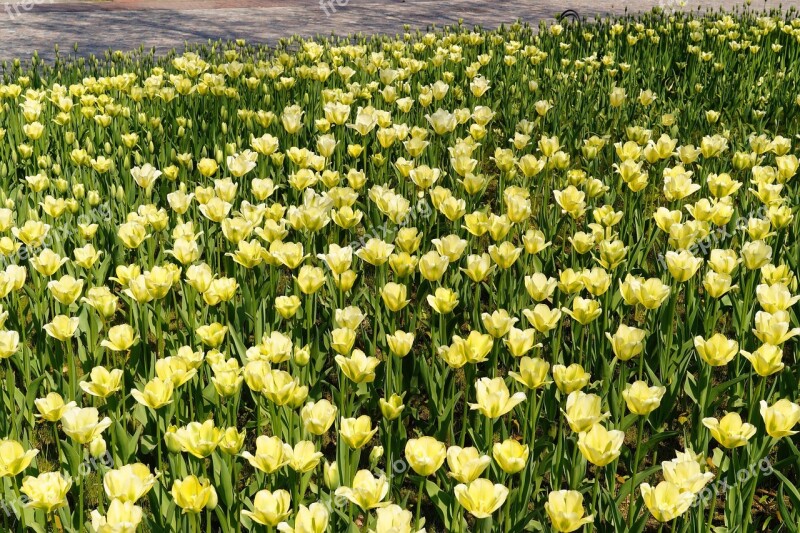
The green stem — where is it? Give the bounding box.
[627,416,646,528]
[415,478,424,530]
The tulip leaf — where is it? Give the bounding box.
[425,478,453,529]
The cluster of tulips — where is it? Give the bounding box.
[1,5,800,532]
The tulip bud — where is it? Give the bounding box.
[165,425,182,453]
[323,460,339,489]
[293,344,311,366]
[369,446,384,468]
[89,437,107,458]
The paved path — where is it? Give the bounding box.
[0,0,794,62]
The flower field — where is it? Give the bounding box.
[1,6,800,532]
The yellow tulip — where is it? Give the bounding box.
[47,274,84,305]
[488,241,522,269]
[171,475,218,514]
[622,381,666,415]
[665,250,704,282]
[104,463,158,503]
[263,369,301,406]
[640,481,694,522]
[356,238,395,266]
[196,322,228,348]
[577,424,624,466]
[80,366,123,398]
[61,406,112,444]
[242,435,291,474]
[405,436,446,476]
[662,452,714,494]
[460,253,493,283]
[277,502,329,533]
[43,314,79,341]
[446,446,491,483]
[509,357,551,389]
[117,221,149,249]
[634,278,671,309]
[753,310,800,345]
[451,331,493,364]
[0,439,38,477]
[741,240,772,270]
[563,391,609,433]
[100,324,139,352]
[330,327,356,355]
[386,330,414,358]
[741,343,785,376]
[522,229,552,255]
[454,478,509,519]
[545,490,594,532]
[552,364,591,394]
[274,295,302,319]
[427,287,459,314]
[0,330,19,359]
[381,283,410,312]
[522,304,561,334]
[317,244,353,275]
[301,399,338,435]
[296,265,326,294]
[606,324,646,361]
[503,327,538,357]
[340,415,378,449]
[243,489,291,526]
[90,498,144,533]
[561,296,602,325]
[469,377,526,419]
[336,349,380,384]
[287,441,323,473]
[756,283,800,313]
[418,250,449,282]
[30,249,69,277]
[21,472,72,513]
[373,504,417,533]
[218,427,246,456]
[760,399,800,438]
[155,357,198,387]
[334,470,389,510]
[481,309,517,338]
[173,420,224,458]
[702,412,757,448]
[694,333,738,366]
[35,392,76,422]
[379,394,405,420]
[492,439,529,474]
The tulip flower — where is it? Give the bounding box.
[702,412,757,448]
[405,436,446,476]
[469,377,526,419]
[640,481,694,522]
[21,472,72,513]
[90,498,144,533]
[545,490,594,532]
[454,478,509,519]
[760,399,800,438]
[104,463,158,503]
[242,489,291,527]
[171,475,217,514]
[334,470,390,510]
[0,439,38,477]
